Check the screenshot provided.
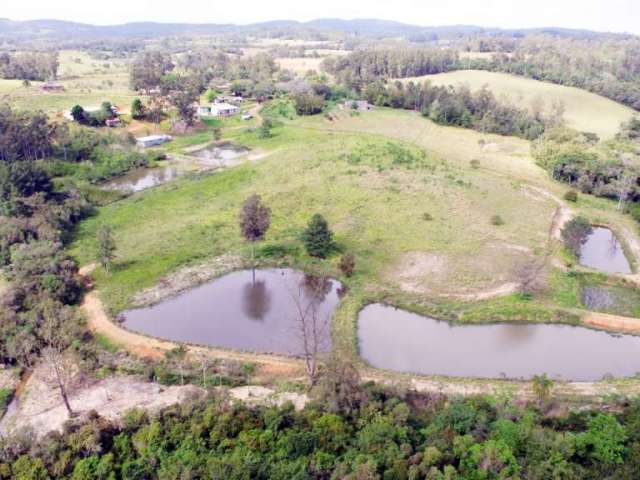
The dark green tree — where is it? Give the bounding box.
[302,214,334,258]
[130,98,145,119]
[239,194,271,266]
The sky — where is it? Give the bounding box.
[2,0,639,34]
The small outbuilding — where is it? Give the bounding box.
[41,81,65,92]
[136,134,172,148]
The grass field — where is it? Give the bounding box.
[1,50,140,114]
[70,107,638,332]
[401,70,636,140]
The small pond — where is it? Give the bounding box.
[579,227,632,274]
[358,304,640,381]
[193,142,249,168]
[103,166,180,193]
[122,269,342,354]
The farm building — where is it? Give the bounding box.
[198,103,241,118]
[135,134,172,148]
[41,81,64,92]
[343,100,374,111]
[105,118,121,127]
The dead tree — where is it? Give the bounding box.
[42,309,76,417]
[289,276,332,386]
[513,259,547,296]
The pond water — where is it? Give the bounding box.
[193,142,249,168]
[579,227,632,274]
[122,269,342,354]
[103,166,180,193]
[358,304,640,381]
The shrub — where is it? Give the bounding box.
[491,214,505,226]
[564,190,579,202]
[422,212,433,221]
[338,253,356,277]
[470,159,480,169]
[302,214,334,258]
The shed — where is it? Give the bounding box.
[136,134,172,148]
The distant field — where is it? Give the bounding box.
[275,57,324,75]
[0,50,140,114]
[402,70,635,139]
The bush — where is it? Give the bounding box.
[491,214,505,226]
[422,212,433,221]
[302,214,334,258]
[470,159,480,169]
[338,253,355,277]
[564,190,579,202]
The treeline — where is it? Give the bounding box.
[1,379,639,479]
[0,51,59,82]
[325,35,640,111]
[322,48,459,90]
[362,80,553,139]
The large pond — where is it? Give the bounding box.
[122,269,342,354]
[358,304,640,381]
[579,227,632,274]
[103,166,180,193]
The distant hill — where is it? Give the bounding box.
[0,17,627,43]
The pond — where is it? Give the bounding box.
[193,142,249,168]
[122,269,342,354]
[579,227,632,274]
[103,166,180,193]
[358,304,640,381]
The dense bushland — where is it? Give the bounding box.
[0,51,59,82]
[1,381,639,479]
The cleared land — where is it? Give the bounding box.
[70,106,639,364]
[402,70,636,139]
[275,57,324,75]
[0,50,139,114]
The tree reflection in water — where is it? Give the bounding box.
[242,279,272,321]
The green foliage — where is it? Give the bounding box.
[130,98,145,120]
[261,98,297,120]
[576,414,628,465]
[564,189,579,202]
[531,374,554,403]
[302,213,334,258]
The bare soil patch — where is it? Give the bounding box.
[0,365,204,438]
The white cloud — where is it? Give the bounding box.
[2,0,638,34]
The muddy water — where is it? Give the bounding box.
[358,304,640,380]
[579,227,632,274]
[122,269,341,354]
[104,166,179,192]
[193,142,249,168]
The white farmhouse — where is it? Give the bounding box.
[198,102,240,118]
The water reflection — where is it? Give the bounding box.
[358,304,640,381]
[122,269,341,354]
[242,280,271,321]
[103,166,179,193]
[579,227,632,274]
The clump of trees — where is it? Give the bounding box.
[0,51,59,81]
[70,102,117,127]
[532,127,640,207]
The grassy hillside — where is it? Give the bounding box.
[403,70,635,140]
[70,109,637,328]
